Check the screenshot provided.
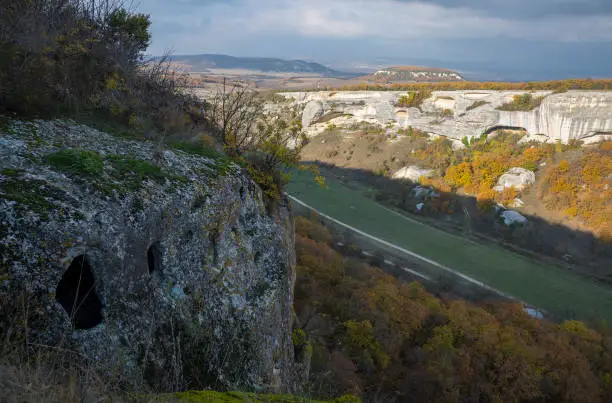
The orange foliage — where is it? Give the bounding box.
[293,215,612,402]
[496,186,519,205]
[540,150,612,237]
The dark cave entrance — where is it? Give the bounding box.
[55,255,103,330]
[147,242,162,275]
[483,125,528,135]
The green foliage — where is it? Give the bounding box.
[107,155,165,182]
[45,149,104,176]
[395,90,432,110]
[107,9,151,62]
[343,320,390,370]
[497,93,545,111]
[0,0,153,116]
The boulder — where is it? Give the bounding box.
[0,119,303,391]
[494,167,536,192]
[500,210,528,226]
[392,166,434,182]
[302,100,326,127]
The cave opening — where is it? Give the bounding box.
[147,242,162,275]
[55,255,103,330]
[484,125,528,135]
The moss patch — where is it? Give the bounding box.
[45,149,104,176]
[170,142,225,160]
[43,149,188,197]
[0,169,77,220]
[150,391,360,403]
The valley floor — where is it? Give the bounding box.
[287,170,612,323]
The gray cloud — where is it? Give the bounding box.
[138,0,612,80]
[393,0,612,18]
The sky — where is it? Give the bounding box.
[139,0,612,80]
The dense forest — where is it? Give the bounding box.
[293,215,612,402]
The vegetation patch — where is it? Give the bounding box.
[45,149,104,176]
[287,168,612,322]
[169,141,226,161]
[0,169,77,220]
[293,215,612,402]
[395,90,432,110]
[496,93,545,111]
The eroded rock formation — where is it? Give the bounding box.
[0,120,302,392]
[283,91,612,146]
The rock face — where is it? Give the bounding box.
[392,166,434,182]
[494,167,536,192]
[281,91,612,145]
[301,100,326,128]
[500,210,529,226]
[0,120,302,392]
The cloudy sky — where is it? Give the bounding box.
[139,0,612,80]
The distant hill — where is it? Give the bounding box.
[166,54,348,77]
[365,66,465,82]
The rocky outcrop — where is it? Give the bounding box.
[494,168,536,192]
[302,100,326,128]
[281,91,612,145]
[500,210,528,226]
[392,166,434,182]
[0,120,302,392]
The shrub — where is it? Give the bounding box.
[539,150,612,237]
[444,162,472,188]
[497,94,545,111]
[395,90,432,110]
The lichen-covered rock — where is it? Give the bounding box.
[0,119,303,392]
[494,167,536,192]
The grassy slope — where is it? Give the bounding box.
[287,170,612,323]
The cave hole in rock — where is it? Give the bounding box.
[209,231,219,265]
[147,242,162,275]
[55,255,103,330]
[239,186,245,200]
[483,125,528,136]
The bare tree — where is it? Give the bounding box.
[208,78,265,157]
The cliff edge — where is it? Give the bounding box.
[0,119,303,392]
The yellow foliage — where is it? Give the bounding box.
[444,162,472,188]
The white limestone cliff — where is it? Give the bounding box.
[281,91,612,145]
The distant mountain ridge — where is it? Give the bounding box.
[368,66,465,82]
[167,54,348,77]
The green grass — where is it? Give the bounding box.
[287,170,612,323]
